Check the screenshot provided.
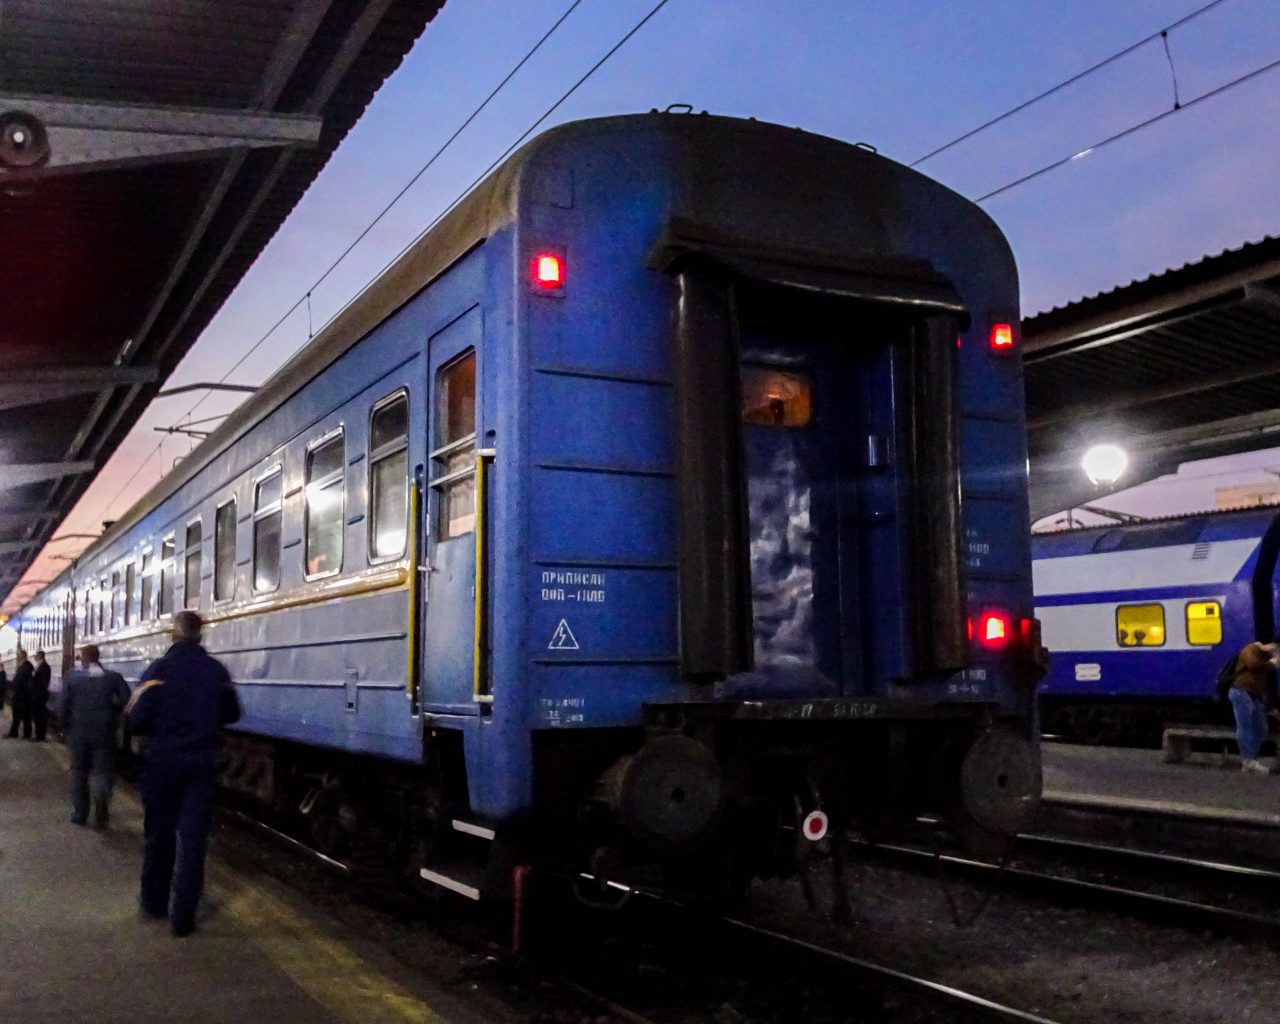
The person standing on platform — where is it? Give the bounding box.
[60,644,131,829]
[126,611,240,937]
[7,649,33,739]
[1230,640,1280,774]
[30,650,51,741]
[0,663,8,722]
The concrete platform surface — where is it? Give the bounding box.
[1043,741,1280,827]
[0,737,481,1024]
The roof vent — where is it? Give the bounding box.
[1191,542,1211,560]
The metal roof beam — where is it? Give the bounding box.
[0,511,59,530]
[1025,256,1280,358]
[0,365,158,412]
[1029,353,1280,430]
[0,92,323,179]
[42,0,338,536]
[0,461,95,487]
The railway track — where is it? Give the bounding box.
[855,828,1280,942]
[220,805,1072,1023]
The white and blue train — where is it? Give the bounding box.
[9,112,1043,898]
[1033,507,1277,743]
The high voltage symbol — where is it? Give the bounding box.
[548,619,579,650]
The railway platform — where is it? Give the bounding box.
[0,737,477,1024]
[1043,741,1280,827]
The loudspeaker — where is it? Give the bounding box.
[0,111,50,170]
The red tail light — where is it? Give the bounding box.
[533,253,563,289]
[978,611,1011,649]
[989,323,1014,353]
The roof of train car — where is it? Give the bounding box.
[0,0,446,610]
[27,111,1008,609]
[1032,503,1280,557]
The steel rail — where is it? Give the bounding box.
[855,838,1280,942]
[223,804,1068,1024]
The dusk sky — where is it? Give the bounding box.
[8,0,1280,608]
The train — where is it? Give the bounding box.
[6,111,1042,899]
[1034,506,1276,744]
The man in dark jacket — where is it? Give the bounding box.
[127,611,240,936]
[61,644,131,829]
[30,650,51,741]
[0,663,8,717]
[7,649,33,739]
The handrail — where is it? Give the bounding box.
[473,448,496,704]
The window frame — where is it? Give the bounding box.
[158,535,176,618]
[109,570,120,631]
[1115,602,1167,648]
[213,496,238,605]
[124,561,136,626]
[368,390,410,565]
[303,426,346,582]
[252,464,284,594]
[1185,599,1223,647]
[431,350,477,543]
[97,576,108,634]
[183,516,204,611]
[138,547,154,623]
[740,363,815,428]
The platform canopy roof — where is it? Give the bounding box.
[1024,235,1280,521]
[0,0,444,606]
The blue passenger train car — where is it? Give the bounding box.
[1033,507,1280,743]
[11,112,1041,897]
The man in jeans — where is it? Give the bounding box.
[127,611,240,937]
[1230,640,1280,774]
[60,645,131,828]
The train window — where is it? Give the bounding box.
[139,551,154,622]
[110,571,120,630]
[184,521,203,610]
[741,366,813,427]
[305,431,345,578]
[215,500,237,602]
[253,468,283,592]
[432,352,476,541]
[370,393,409,560]
[97,576,107,633]
[1186,600,1222,646]
[1116,604,1165,647]
[124,563,136,626]
[159,536,175,617]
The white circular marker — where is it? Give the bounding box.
[801,810,829,842]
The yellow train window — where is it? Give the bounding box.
[1116,604,1165,647]
[1186,600,1222,646]
[742,367,813,427]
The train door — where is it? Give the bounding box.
[737,288,866,693]
[420,307,481,714]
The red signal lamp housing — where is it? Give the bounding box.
[977,611,1011,649]
[989,322,1015,354]
[532,252,564,292]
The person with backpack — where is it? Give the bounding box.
[1228,640,1280,774]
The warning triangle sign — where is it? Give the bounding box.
[548,619,579,650]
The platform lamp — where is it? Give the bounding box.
[1082,443,1129,488]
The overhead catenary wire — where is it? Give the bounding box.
[92,0,595,519]
[117,0,674,518]
[909,0,1231,166]
[976,54,1280,202]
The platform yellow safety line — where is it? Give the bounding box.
[38,744,450,1024]
[213,872,450,1024]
